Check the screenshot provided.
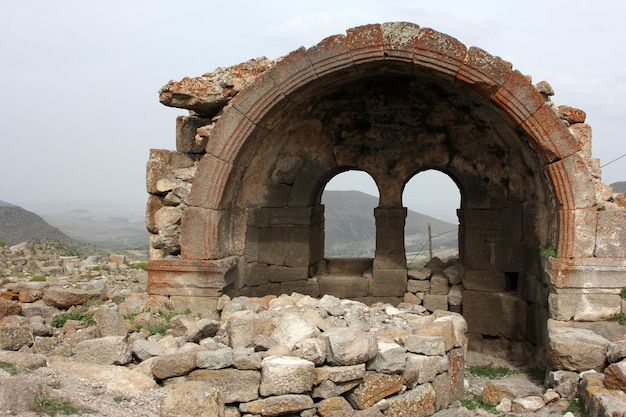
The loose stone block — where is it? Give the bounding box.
[383,383,436,417]
[603,360,626,391]
[271,311,319,350]
[196,348,235,370]
[313,379,361,399]
[404,354,441,384]
[240,394,314,416]
[447,284,463,306]
[408,268,431,280]
[407,279,430,293]
[73,336,132,365]
[323,327,378,366]
[316,396,354,415]
[402,335,446,356]
[367,340,407,373]
[315,364,367,384]
[188,368,261,403]
[430,274,450,295]
[548,327,610,372]
[151,352,197,380]
[422,294,448,312]
[415,319,456,351]
[176,115,211,153]
[347,371,403,410]
[259,355,316,396]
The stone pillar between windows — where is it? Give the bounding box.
[372,207,407,296]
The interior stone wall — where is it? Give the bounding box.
[146,22,626,368]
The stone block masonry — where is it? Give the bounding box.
[153,293,467,416]
[147,21,626,390]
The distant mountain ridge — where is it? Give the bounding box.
[322,190,458,257]
[611,182,626,193]
[0,200,77,246]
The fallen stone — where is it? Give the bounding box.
[131,338,165,361]
[604,359,626,391]
[404,354,441,386]
[407,268,431,280]
[0,324,32,350]
[0,298,22,318]
[239,394,314,416]
[443,264,463,285]
[42,282,106,308]
[316,396,353,415]
[511,395,545,413]
[73,335,132,365]
[580,371,626,417]
[606,337,626,363]
[195,347,235,370]
[188,368,260,403]
[323,327,378,366]
[347,371,403,410]
[151,352,196,380]
[402,334,446,356]
[495,397,512,413]
[299,337,327,365]
[313,379,361,399]
[542,389,560,404]
[367,340,406,374]
[48,357,158,393]
[0,350,47,370]
[161,381,225,417]
[259,355,316,396]
[271,311,319,350]
[315,364,367,384]
[548,327,610,372]
[430,274,450,295]
[0,376,42,413]
[482,377,543,405]
[383,383,436,417]
[93,307,127,337]
[185,318,220,342]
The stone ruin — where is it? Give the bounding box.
[146,21,626,380]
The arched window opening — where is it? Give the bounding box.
[403,170,460,268]
[321,170,379,259]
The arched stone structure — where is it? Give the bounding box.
[146,22,626,366]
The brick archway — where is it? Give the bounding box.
[148,22,623,367]
[184,23,591,261]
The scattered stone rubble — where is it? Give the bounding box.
[1,241,626,416]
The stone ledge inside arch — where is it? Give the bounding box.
[147,257,239,297]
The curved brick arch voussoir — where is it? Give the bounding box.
[192,22,592,224]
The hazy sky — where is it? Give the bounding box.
[1,1,624,221]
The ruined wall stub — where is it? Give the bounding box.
[146,22,626,367]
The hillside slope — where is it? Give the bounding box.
[0,200,76,245]
[322,190,458,257]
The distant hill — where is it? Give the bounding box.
[322,190,458,258]
[611,182,626,193]
[16,201,148,250]
[0,200,77,246]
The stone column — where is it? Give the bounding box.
[371,207,407,296]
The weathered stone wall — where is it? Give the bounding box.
[146,22,626,372]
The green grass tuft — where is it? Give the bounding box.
[51,307,95,328]
[608,312,626,326]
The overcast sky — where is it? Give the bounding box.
[1,1,624,222]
